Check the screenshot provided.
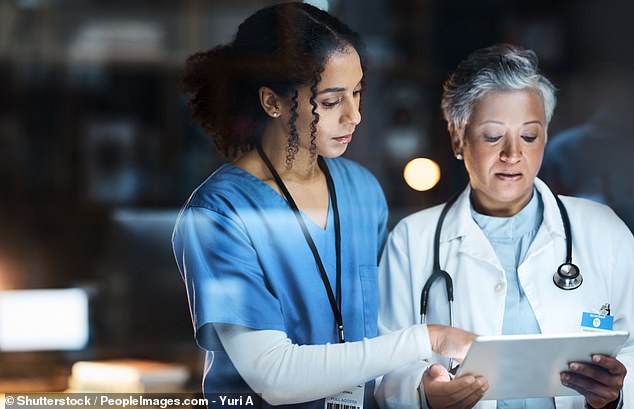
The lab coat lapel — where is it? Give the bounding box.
[437,186,506,337]
[440,185,504,272]
[521,179,566,264]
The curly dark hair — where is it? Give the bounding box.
[182,2,367,165]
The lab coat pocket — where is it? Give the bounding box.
[359,265,379,337]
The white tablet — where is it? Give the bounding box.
[455,331,629,401]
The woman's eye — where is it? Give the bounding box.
[321,97,343,108]
[522,135,538,142]
[484,135,502,143]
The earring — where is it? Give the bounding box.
[455,152,463,160]
[271,111,280,118]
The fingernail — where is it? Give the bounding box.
[592,355,601,363]
[569,363,579,371]
[465,376,475,384]
[561,374,569,385]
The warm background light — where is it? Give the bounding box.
[403,158,441,191]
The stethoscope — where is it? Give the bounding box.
[420,184,583,329]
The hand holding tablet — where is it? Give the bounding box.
[561,352,627,408]
[422,363,489,409]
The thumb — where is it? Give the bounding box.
[427,363,451,382]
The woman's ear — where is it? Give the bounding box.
[259,86,282,118]
[448,123,464,159]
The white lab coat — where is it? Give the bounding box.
[376,178,634,409]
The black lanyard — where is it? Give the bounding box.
[256,143,344,343]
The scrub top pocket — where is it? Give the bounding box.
[359,265,379,337]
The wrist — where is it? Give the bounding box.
[426,325,442,353]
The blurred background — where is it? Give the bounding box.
[1,0,633,393]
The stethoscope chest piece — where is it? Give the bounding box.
[553,262,582,290]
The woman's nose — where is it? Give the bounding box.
[342,97,361,126]
[500,138,521,163]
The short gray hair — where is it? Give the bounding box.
[441,44,557,130]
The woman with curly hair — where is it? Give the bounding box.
[172,3,481,408]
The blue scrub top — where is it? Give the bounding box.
[172,157,387,408]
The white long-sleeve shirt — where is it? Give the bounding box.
[214,323,432,406]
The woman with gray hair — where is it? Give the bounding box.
[376,44,634,409]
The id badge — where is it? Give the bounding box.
[580,312,614,332]
[324,384,364,409]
